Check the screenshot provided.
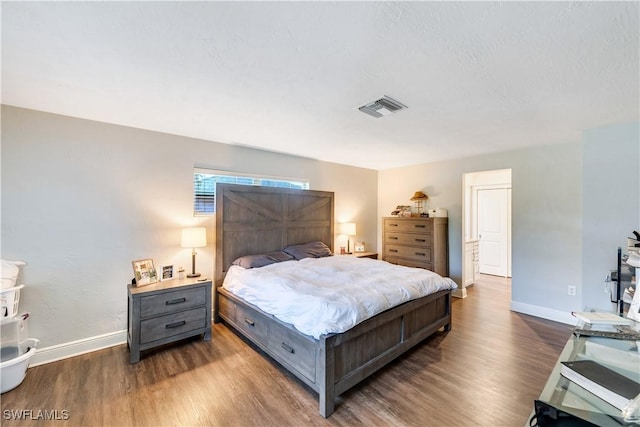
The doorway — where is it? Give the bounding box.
[478,187,510,276]
[458,169,512,298]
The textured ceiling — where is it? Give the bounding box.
[2,1,639,170]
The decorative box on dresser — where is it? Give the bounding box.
[382,217,449,277]
[127,277,212,363]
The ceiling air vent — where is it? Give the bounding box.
[358,96,407,118]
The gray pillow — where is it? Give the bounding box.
[283,241,333,260]
[231,251,294,269]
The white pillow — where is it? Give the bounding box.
[1,259,26,289]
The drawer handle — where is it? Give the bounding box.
[415,239,426,242]
[414,224,426,228]
[389,249,398,253]
[165,297,186,305]
[415,252,426,256]
[281,343,295,354]
[244,318,255,327]
[389,236,398,240]
[389,224,398,227]
[165,320,186,329]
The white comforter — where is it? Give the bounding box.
[222,256,457,339]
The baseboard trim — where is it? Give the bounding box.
[452,287,468,298]
[30,330,127,367]
[510,301,577,326]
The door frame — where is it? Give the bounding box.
[459,169,512,298]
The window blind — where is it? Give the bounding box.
[193,169,309,215]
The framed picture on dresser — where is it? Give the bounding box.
[131,259,158,286]
[354,242,365,252]
[160,264,175,281]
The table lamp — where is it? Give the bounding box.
[338,222,357,254]
[181,227,207,278]
[410,191,428,216]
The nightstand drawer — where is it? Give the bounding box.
[384,244,432,263]
[140,286,206,318]
[140,306,207,344]
[384,232,431,247]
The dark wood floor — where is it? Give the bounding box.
[1,275,572,426]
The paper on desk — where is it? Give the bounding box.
[573,311,633,326]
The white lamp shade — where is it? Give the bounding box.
[338,222,356,236]
[181,227,207,248]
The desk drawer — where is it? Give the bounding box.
[268,323,316,382]
[384,244,432,263]
[140,307,207,344]
[140,287,206,318]
[384,218,433,233]
[384,232,431,247]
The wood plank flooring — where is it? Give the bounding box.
[1,275,572,426]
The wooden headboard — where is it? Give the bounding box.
[214,183,334,284]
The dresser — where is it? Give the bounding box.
[382,217,449,277]
[127,277,212,363]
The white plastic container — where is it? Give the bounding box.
[1,285,24,321]
[0,338,39,393]
[1,313,28,347]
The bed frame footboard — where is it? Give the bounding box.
[218,287,452,417]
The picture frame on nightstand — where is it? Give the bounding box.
[131,258,158,287]
[160,264,175,281]
[354,242,365,252]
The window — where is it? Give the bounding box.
[193,169,310,215]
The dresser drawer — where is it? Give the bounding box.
[268,323,316,382]
[384,232,431,247]
[384,218,433,233]
[140,286,206,318]
[140,306,207,344]
[385,244,432,263]
[385,256,433,271]
[235,303,269,345]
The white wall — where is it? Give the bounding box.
[581,123,640,311]
[0,105,377,354]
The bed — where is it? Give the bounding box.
[214,183,454,417]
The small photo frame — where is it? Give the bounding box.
[131,259,158,287]
[354,242,365,253]
[160,264,175,281]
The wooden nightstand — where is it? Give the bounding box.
[127,277,212,363]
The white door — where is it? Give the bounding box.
[478,188,508,277]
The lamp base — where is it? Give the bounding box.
[188,251,200,278]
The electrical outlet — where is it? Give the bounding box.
[568,285,577,296]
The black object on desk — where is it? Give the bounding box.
[532,400,600,427]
